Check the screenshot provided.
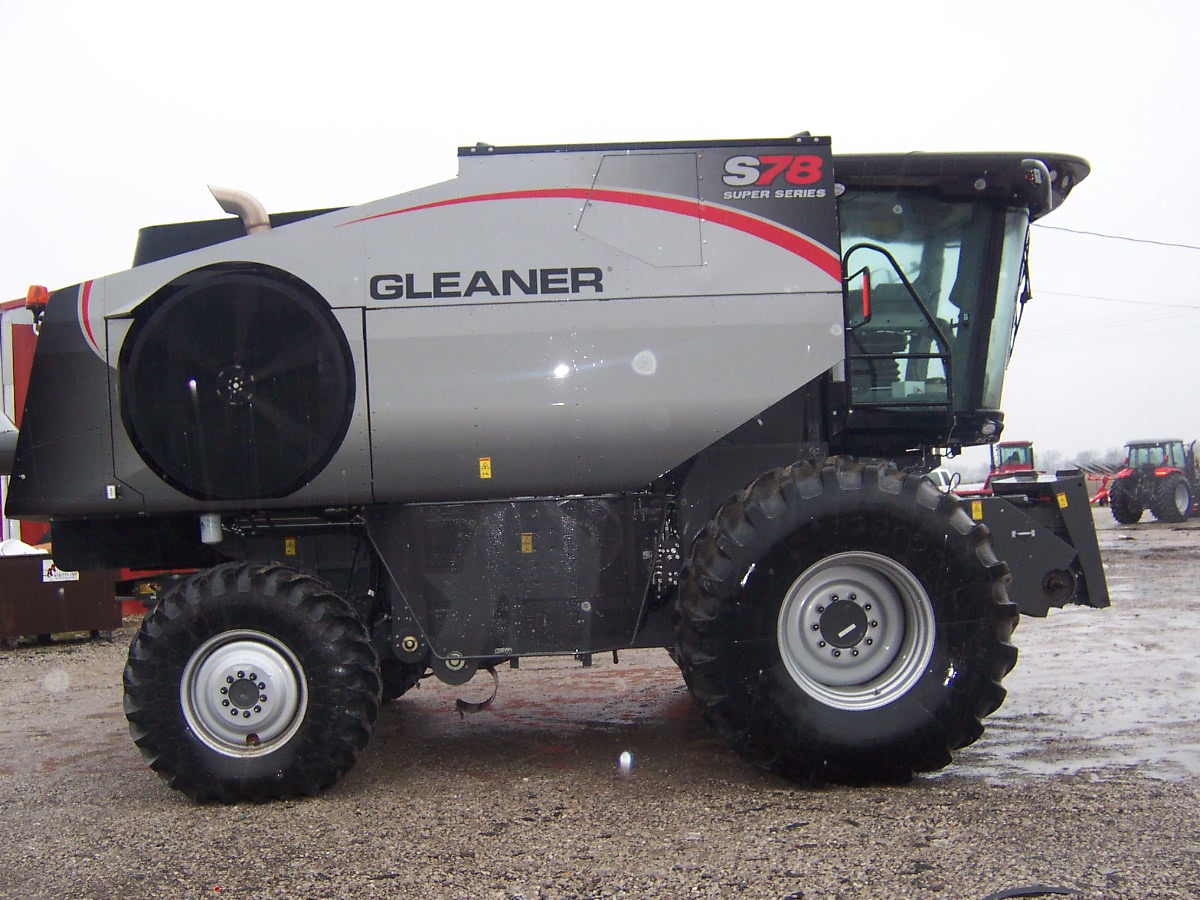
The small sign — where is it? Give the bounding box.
[284,537,297,557]
[520,533,534,554]
[42,560,80,583]
[970,500,984,521]
[1056,492,1068,509]
[479,457,493,479]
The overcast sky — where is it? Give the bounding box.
[2,0,1195,466]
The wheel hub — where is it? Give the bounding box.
[215,365,255,406]
[818,599,870,649]
[227,677,260,709]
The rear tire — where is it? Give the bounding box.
[1152,473,1191,523]
[675,458,1017,784]
[1109,479,1143,524]
[123,561,381,802]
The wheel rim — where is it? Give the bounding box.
[776,551,936,711]
[181,630,308,757]
[1175,482,1190,514]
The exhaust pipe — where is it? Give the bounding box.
[208,185,271,235]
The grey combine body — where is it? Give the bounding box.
[4,137,1108,801]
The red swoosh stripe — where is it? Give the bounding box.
[342,188,842,282]
[79,280,99,354]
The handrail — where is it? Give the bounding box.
[841,242,954,408]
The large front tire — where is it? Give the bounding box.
[1109,478,1143,524]
[675,458,1017,784]
[123,562,381,802]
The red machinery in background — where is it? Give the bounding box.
[990,440,1038,478]
[2,294,187,621]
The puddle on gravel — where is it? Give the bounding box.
[948,514,1200,783]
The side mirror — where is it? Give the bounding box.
[845,265,872,326]
[1021,158,1055,215]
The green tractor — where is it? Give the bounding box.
[1109,439,1200,524]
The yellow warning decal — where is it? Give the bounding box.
[520,533,534,554]
[479,457,492,479]
[970,500,984,521]
[284,537,297,556]
[1056,492,1068,509]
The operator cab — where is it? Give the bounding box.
[830,152,1088,456]
[1126,439,1188,471]
[991,440,1036,474]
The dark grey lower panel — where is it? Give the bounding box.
[366,495,673,665]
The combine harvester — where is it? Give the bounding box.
[2,136,1108,801]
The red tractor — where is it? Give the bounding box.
[1109,439,1200,524]
[953,440,1038,498]
[990,440,1037,478]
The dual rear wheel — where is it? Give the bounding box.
[1153,473,1192,523]
[1111,473,1193,524]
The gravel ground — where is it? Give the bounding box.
[0,508,1197,900]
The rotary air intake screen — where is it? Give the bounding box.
[120,271,355,501]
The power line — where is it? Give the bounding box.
[1017,309,1200,349]
[1038,290,1200,310]
[1034,224,1200,251]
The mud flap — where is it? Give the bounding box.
[967,473,1109,617]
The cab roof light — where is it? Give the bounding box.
[25,285,49,311]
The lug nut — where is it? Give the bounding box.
[816,606,825,614]
[852,649,859,657]
[830,594,839,602]
[849,593,857,601]
[864,603,872,611]
[226,676,234,684]
[254,705,262,713]
[220,687,227,695]
[865,638,873,646]
[249,673,257,682]
[818,641,826,648]
[258,682,266,690]
[832,650,841,658]
[242,711,250,718]
[260,694,268,703]
[222,700,230,707]
[870,620,879,628]
[811,623,820,631]
[237,671,245,679]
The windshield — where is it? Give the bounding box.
[996,443,1034,468]
[839,191,1028,414]
[1129,443,1182,467]
[982,210,1031,408]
